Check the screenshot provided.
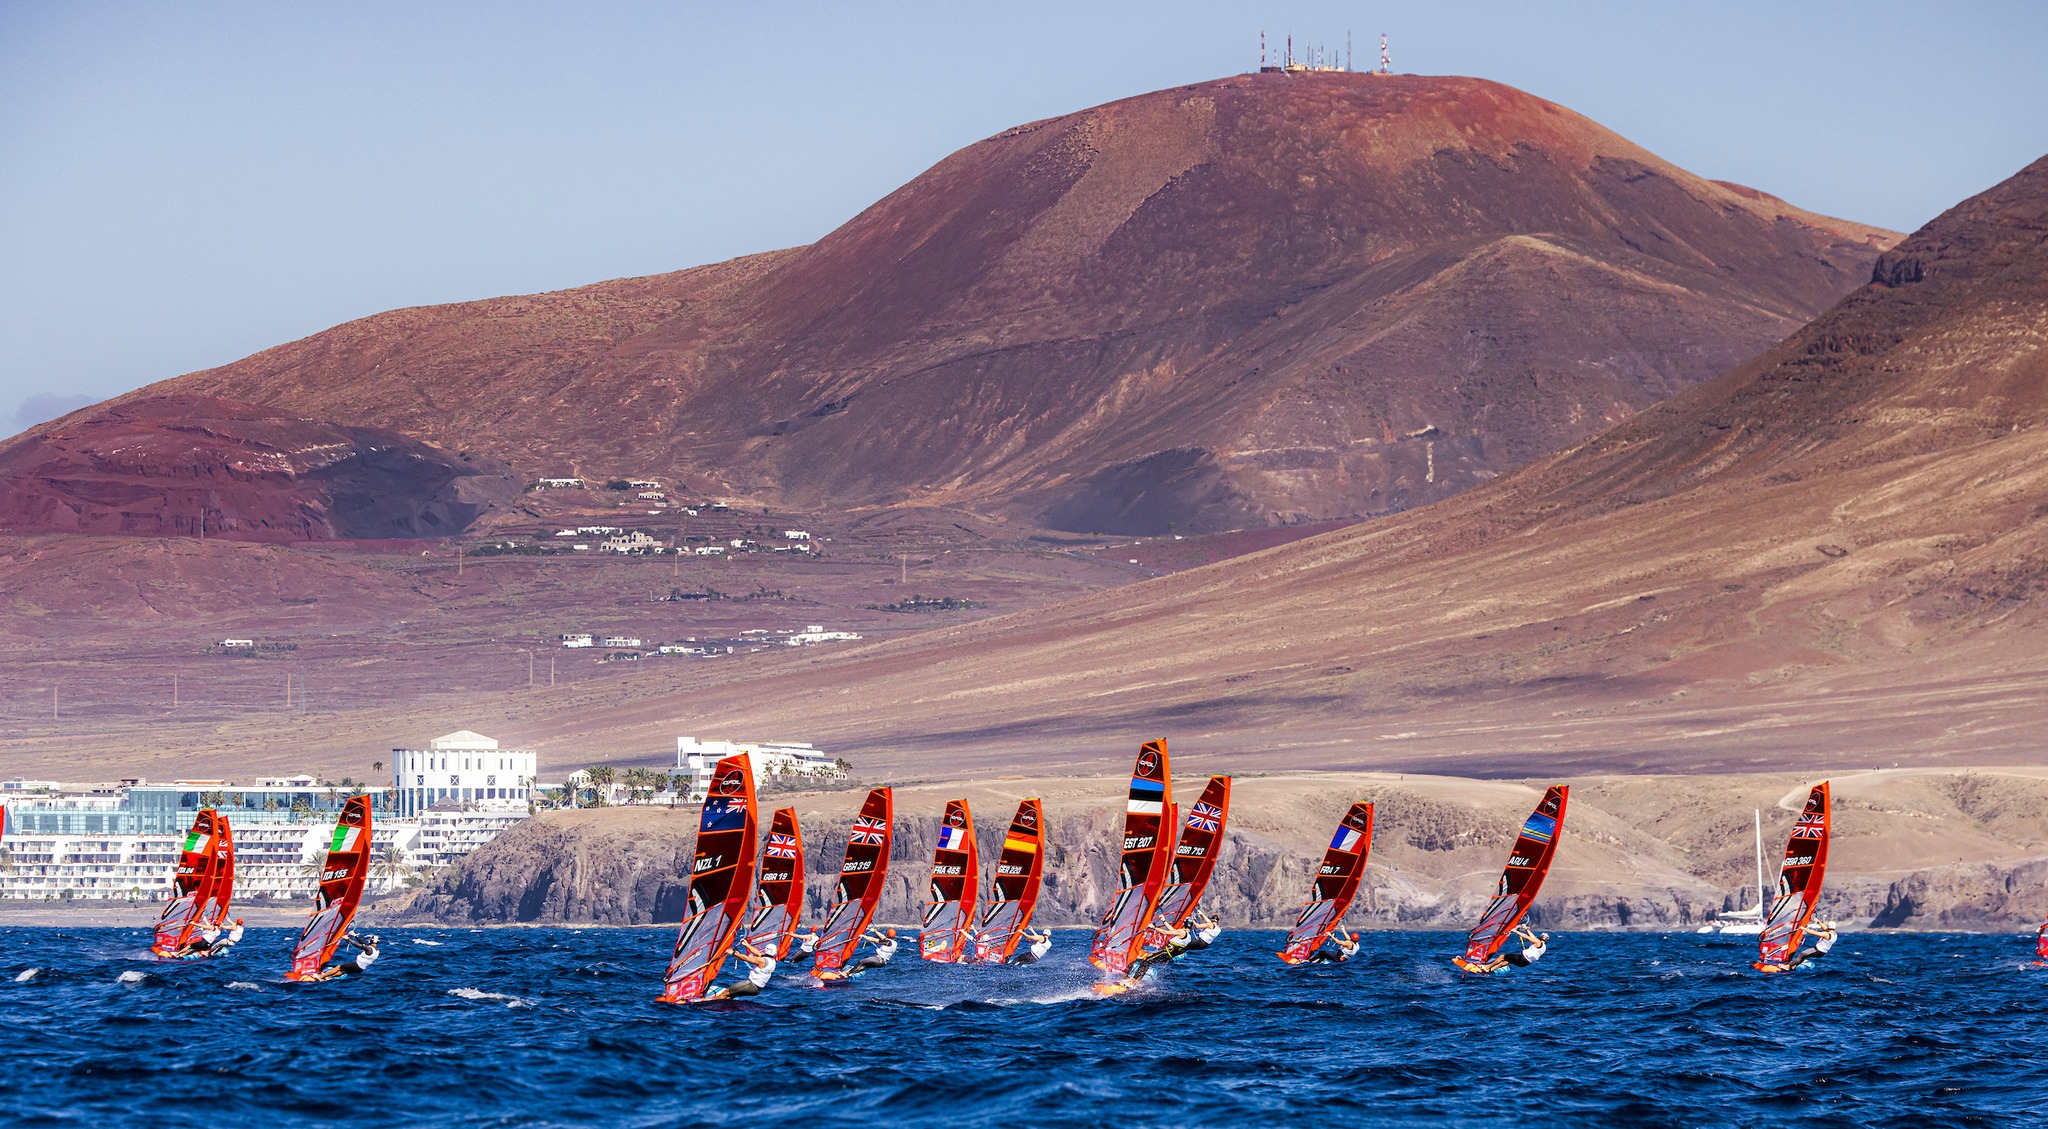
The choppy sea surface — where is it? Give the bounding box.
[2,927,2042,1127]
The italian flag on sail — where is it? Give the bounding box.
[330,826,362,853]
[184,831,210,853]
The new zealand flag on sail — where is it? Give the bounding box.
[1187,801,1223,833]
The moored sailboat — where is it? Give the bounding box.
[1697,809,1769,935]
[919,799,978,962]
[972,798,1046,963]
[1453,785,1569,975]
[659,754,759,1002]
[812,786,894,981]
[1754,782,1832,974]
[286,796,372,981]
[1277,801,1374,963]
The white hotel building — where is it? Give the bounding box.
[671,736,846,801]
[391,730,539,819]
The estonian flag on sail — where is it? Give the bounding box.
[1127,776,1165,815]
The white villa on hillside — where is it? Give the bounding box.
[672,736,846,801]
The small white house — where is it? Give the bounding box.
[219,637,255,647]
[536,477,585,489]
[601,636,642,649]
[560,633,594,648]
[786,627,862,646]
[603,531,659,554]
[782,530,811,541]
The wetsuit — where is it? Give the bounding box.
[1012,936,1052,965]
[722,955,776,998]
[1306,937,1358,964]
[331,945,379,978]
[852,937,897,973]
[1502,936,1547,968]
[1183,923,1221,952]
[1789,929,1836,967]
[207,922,245,957]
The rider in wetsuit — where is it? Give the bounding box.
[1011,928,1053,965]
[307,932,380,981]
[703,942,776,1000]
[849,928,898,974]
[1306,931,1360,963]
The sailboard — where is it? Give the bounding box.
[1453,785,1569,974]
[152,808,227,958]
[286,795,373,981]
[1755,782,1831,973]
[658,754,759,1002]
[919,799,979,962]
[1147,775,1231,947]
[812,786,894,979]
[742,806,804,960]
[1090,739,1173,976]
[972,798,1046,963]
[1277,800,1375,963]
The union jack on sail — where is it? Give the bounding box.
[766,832,799,858]
[851,816,889,845]
[1792,812,1826,839]
[1187,801,1223,833]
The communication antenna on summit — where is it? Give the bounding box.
[1286,34,1292,68]
[1379,32,1391,75]
[1260,29,1266,69]
[1347,31,1353,71]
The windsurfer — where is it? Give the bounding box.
[1011,928,1052,965]
[1466,924,1548,973]
[1306,931,1360,964]
[789,927,822,964]
[207,919,246,956]
[1182,910,1221,952]
[850,927,899,974]
[703,942,776,1001]
[1765,921,1838,972]
[308,932,380,981]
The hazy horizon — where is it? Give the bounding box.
[4,0,2045,430]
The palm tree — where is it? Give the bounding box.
[588,765,616,807]
[374,845,411,888]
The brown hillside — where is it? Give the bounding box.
[466,155,2047,776]
[0,395,520,542]
[98,73,1893,535]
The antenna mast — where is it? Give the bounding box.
[1379,32,1391,75]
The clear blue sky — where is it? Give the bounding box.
[4,1,2044,430]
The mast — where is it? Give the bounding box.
[1753,808,1766,911]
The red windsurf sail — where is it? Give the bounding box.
[287,796,372,981]
[973,798,1045,963]
[1756,782,1832,972]
[813,786,894,976]
[153,809,226,958]
[659,754,759,1002]
[1457,785,1569,971]
[205,816,236,929]
[1149,775,1231,945]
[1090,739,1173,976]
[743,806,804,960]
[1278,801,1374,963]
[920,799,979,962]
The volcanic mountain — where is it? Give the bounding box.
[0,395,519,542]
[494,153,2048,773]
[59,72,1894,536]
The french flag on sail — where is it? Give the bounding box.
[1126,776,1165,816]
[1330,826,1363,853]
[937,825,969,852]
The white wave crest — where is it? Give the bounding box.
[411,939,444,946]
[447,986,533,1008]
[227,981,263,991]
[116,970,151,984]
[14,968,40,982]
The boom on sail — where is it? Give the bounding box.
[1278,801,1374,963]
[1453,785,1568,974]
[973,798,1045,963]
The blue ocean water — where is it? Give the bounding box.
[1,927,2041,1128]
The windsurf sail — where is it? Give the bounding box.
[1090,739,1173,975]
[153,808,226,957]
[919,799,979,962]
[1457,785,1569,971]
[2037,917,2048,963]
[659,754,759,1002]
[1148,775,1231,946]
[205,815,236,929]
[812,786,894,976]
[1278,801,1374,963]
[742,806,804,960]
[972,798,1045,963]
[1756,782,1831,972]
[286,795,372,981]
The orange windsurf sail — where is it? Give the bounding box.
[743,806,804,960]
[919,799,978,962]
[1277,800,1374,963]
[286,796,372,981]
[1090,739,1173,976]
[659,754,759,1002]
[1148,775,1230,946]
[1756,782,1831,972]
[973,798,1045,963]
[1455,785,1568,972]
[813,786,893,976]
[153,808,227,958]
